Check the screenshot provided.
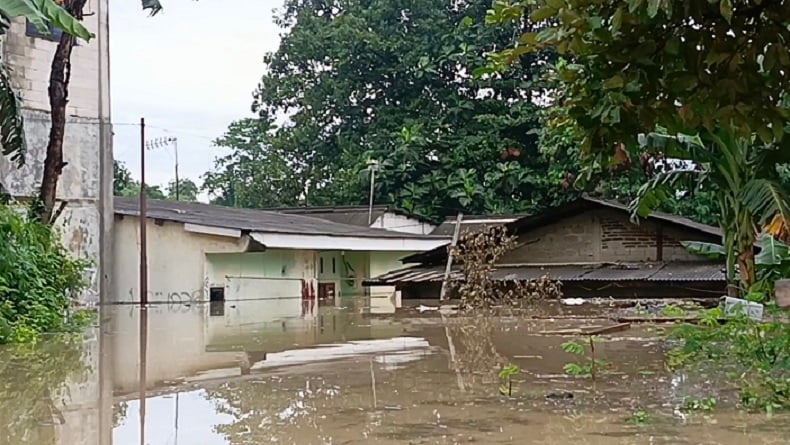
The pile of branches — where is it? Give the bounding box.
[448,225,562,310]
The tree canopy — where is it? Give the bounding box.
[487,0,790,292]
[489,0,790,157]
[206,0,573,219]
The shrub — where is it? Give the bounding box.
[0,204,91,343]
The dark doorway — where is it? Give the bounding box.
[209,287,225,316]
[318,282,336,307]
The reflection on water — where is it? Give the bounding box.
[2,297,790,444]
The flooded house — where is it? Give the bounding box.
[113,198,449,313]
[366,197,727,300]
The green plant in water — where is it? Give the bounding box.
[561,337,611,380]
[627,408,649,425]
[0,204,92,343]
[681,396,717,413]
[498,363,519,396]
[667,305,790,412]
[660,304,686,317]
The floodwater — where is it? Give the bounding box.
[2,298,789,445]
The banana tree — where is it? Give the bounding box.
[630,127,790,296]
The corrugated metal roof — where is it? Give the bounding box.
[648,262,726,282]
[365,262,726,286]
[490,265,595,281]
[115,198,447,240]
[581,263,663,281]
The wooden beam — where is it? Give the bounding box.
[439,212,463,301]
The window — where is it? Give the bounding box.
[332,257,336,274]
[320,257,324,274]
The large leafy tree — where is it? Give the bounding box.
[210,0,562,219]
[202,118,306,208]
[489,0,790,294]
[166,178,198,202]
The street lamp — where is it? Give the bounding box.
[145,137,179,200]
[367,159,379,226]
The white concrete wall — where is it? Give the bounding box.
[113,216,246,304]
[372,212,435,235]
[368,251,413,313]
[0,0,112,303]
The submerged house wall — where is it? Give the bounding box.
[112,216,245,304]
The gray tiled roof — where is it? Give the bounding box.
[114,198,446,239]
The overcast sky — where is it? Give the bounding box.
[109,0,282,200]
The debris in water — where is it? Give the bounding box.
[546,392,574,400]
[561,298,585,306]
[416,305,439,313]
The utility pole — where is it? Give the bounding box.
[367,160,379,226]
[145,137,178,200]
[139,118,148,306]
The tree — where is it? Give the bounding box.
[166,178,198,202]
[113,160,134,196]
[488,0,790,293]
[113,160,166,200]
[210,0,561,219]
[202,118,306,208]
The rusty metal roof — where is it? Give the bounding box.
[364,262,725,286]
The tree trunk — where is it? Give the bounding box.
[38,0,88,224]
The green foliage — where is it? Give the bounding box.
[683,234,790,300]
[206,0,569,219]
[667,307,790,412]
[0,0,93,40]
[627,408,649,425]
[0,205,90,343]
[561,338,610,379]
[167,178,199,202]
[498,363,520,396]
[631,129,790,291]
[681,396,717,413]
[202,118,305,208]
[490,0,790,156]
[114,160,192,201]
[659,304,685,317]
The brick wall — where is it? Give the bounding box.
[499,213,601,263]
[497,208,718,265]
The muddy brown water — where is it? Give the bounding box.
[1,299,788,444]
